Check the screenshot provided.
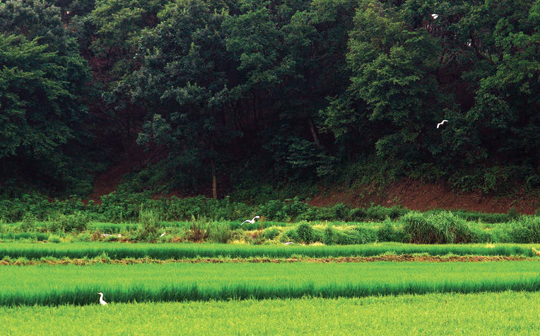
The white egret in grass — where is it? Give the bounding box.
[284,242,295,245]
[160,232,166,237]
[241,216,260,226]
[431,13,439,19]
[98,292,107,306]
[437,120,448,129]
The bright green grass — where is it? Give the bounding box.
[1,261,540,306]
[1,242,538,260]
[1,291,539,335]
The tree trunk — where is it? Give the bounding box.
[308,118,321,148]
[211,159,217,199]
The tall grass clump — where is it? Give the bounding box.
[208,222,232,243]
[185,216,211,242]
[263,228,280,240]
[377,220,401,242]
[134,210,161,241]
[510,217,540,243]
[20,214,37,232]
[48,213,90,233]
[402,211,478,244]
[296,222,314,244]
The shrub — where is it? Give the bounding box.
[364,205,406,221]
[91,229,101,241]
[280,229,300,243]
[323,227,335,245]
[185,217,210,242]
[47,220,63,233]
[135,210,161,241]
[377,221,399,242]
[353,227,377,244]
[334,230,359,245]
[510,217,540,243]
[350,208,367,221]
[507,207,520,220]
[20,214,37,232]
[76,232,92,242]
[260,200,289,221]
[263,227,280,240]
[208,223,232,243]
[296,222,314,244]
[402,211,477,244]
[48,235,62,243]
[50,213,90,233]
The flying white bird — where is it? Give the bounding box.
[241,216,260,226]
[437,120,448,129]
[431,14,439,19]
[284,242,295,245]
[160,232,166,237]
[98,292,107,306]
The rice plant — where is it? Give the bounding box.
[0,242,538,260]
[1,261,540,306]
[2,292,540,335]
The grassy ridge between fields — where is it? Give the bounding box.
[1,262,540,306]
[1,243,539,260]
[2,292,539,335]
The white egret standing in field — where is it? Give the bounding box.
[241,216,260,226]
[98,292,107,306]
[437,120,448,129]
[431,14,439,19]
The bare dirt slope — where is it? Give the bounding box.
[308,179,540,214]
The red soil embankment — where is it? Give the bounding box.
[308,179,540,214]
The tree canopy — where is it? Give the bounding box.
[2,0,540,197]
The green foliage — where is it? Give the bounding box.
[49,213,90,233]
[323,227,335,245]
[510,217,540,243]
[377,220,400,242]
[208,223,232,244]
[20,214,37,232]
[263,227,280,240]
[47,235,62,243]
[0,0,92,196]
[134,210,161,241]
[1,0,540,197]
[402,211,480,244]
[296,222,314,244]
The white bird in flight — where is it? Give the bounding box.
[98,292,107,306]
[160,232,166,237]
[437,120,448,129]
[241,216,260,225]
[431,14,439,19]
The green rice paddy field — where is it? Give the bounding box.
[1,292,540,335]
[1,261,540,305]
[1,242,539,259]
[2,242,540,334]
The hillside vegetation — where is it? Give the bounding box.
[1,0,540,198]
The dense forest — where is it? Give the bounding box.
[1,0,540,199]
